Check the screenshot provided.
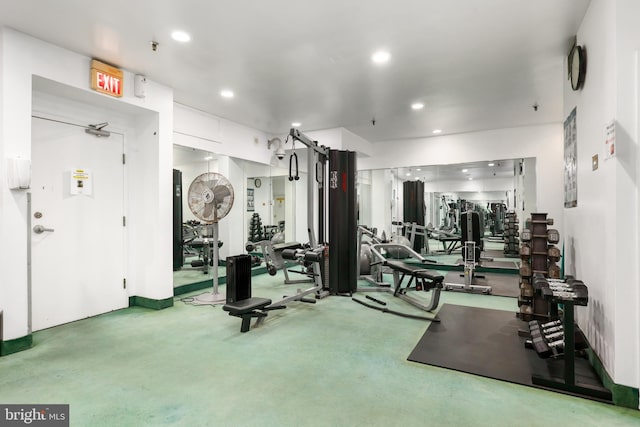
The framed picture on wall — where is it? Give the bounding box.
[247,188,255,212]
[564,107,578,208]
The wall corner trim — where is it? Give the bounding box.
[588,349,639,409]
[1,334,33,356]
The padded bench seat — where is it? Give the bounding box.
[385,260,444,283]
[384,259,443,312]
[223,297,272,333]
[223,297,272,315]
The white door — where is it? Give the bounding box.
[31,116,127,331]
[273,196,285,224]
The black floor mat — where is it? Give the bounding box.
[443,271,519,297]
[407,304,611,402]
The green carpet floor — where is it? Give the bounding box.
[1,272,638,426]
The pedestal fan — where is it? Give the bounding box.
[187,172,234,304]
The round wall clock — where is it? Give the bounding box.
[254,178,262,188]
[569,45,586,91]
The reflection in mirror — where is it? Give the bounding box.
[245,162,273,244]
[172,145,229,290]
[358,158,536,266]
[172,144,307,292]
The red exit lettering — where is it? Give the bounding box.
[96,71,121,95]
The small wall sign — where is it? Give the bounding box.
[90,59,123,97]
[70,168,92,195]
[604,120,616,160]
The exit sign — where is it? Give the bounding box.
[90,59,123,97]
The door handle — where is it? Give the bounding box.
[33,224,55,234]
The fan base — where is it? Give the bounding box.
[191,291,226,305]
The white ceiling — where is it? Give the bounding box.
[0,0,589,142]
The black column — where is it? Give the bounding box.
[403,180,425,252]
[328,150,357,294]
[172,169,183,271]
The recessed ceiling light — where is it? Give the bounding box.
[372,50,391,64]
[204,156,213,161]
[220,90,234,98]
[411,103,424,110]
[171,31,191,42]
[416,168,421,171]
[406,172,411,177]
[432,129,442,134]
[461,169,468,173]
[468,177,473,181]
[291,122,301,127]
[488,163,495,167]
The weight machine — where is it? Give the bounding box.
[357,226,389,287]
[245,239,313,285]
[444,211,492,294]
[222,129,331,331]
[356,241,443,321]
[266,128,331,305]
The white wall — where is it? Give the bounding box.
[521,158,538,225]
[0,28,173,341]
[127,110,173,301]
[342,128,374,157]
[563,0,640,390]
[369,169,391,236]
[218,157,245,260]
[614,0,640,392]
[357,170,372,226]
[248,178,271,228]
[173,103,273,165]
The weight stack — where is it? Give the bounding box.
[403,180,426,252]
[172,169,183,271]
[226,254,252,304]
[328,150,357,294]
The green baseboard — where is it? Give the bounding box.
[128,296,174,310]
[172,265,278,297]
[173,275,228,296]
[1,334,33,356]
[588,349,639,409]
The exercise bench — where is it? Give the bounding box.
[223,297,283,333]
[357,243,444,321]
[385,259,444,313]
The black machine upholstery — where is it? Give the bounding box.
[222,254,283,332]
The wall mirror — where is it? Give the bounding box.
[172,144,309,291]
[357,158,536,265]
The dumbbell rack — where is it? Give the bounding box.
[518,213,561,321]
[248,213,264,242]
[528,278,612,401]
[502,211,520,257]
